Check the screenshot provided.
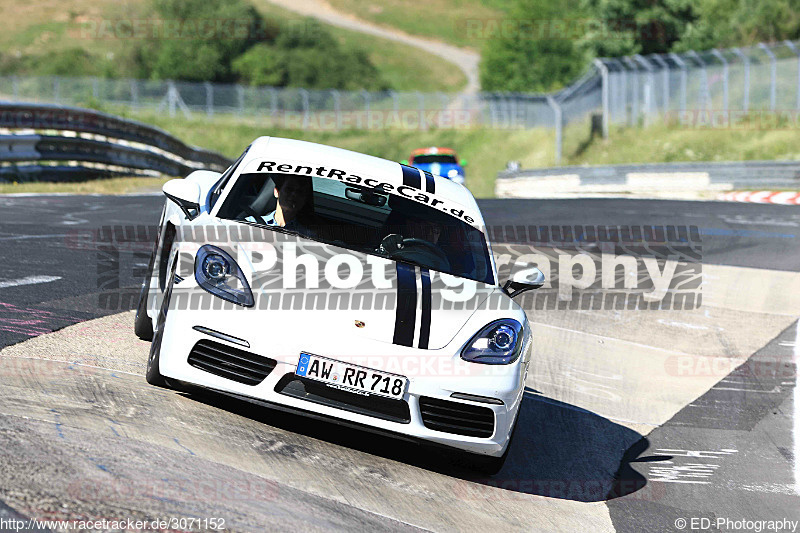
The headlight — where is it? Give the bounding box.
[194,245,254,307]
[461,319,524,364]
[447,169,465,184]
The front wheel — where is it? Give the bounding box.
[134,243,158,341]
[146,265,174,388]
[134,275,154,341]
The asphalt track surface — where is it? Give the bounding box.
[0,194,798,532]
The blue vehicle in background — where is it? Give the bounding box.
[402,147,467,185]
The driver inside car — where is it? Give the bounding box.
[265,176,311,227]
[247,175,316,235]
[378,200,452,271]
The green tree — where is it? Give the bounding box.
[579,0,697,57]
[675,0,800,51]
[231,44,286,87]
[479,0,588,92]
[135,0,273,82]
[232,19,386,90]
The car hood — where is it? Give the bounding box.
[193,222,499,351]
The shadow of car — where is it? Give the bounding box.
[179,385,654,503]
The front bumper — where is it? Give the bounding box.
[158,312,526,457]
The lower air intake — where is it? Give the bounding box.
[188,339,276,386]
[418,396,495,438]
[275,374,411,424]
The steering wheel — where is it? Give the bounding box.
[381,235,450,271]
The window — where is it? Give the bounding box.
[217,173,494,284]
[412,154,458,165]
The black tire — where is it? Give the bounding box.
[134,224,162,341]
[146,262,175,388]
[134,273,154,341]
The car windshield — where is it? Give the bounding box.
[216,172,494,284]
[412,154,458,165]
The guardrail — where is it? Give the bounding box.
[0,102,231,182]
[496,161,800,198]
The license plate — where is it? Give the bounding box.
[295,353,408,400]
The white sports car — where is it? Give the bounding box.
[135,137,544,473]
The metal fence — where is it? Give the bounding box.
[0,77,543,130]
[594,40,800,136]
[0,40,797,165]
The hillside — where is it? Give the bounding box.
[322,0,510,49]
[0,0,466,92]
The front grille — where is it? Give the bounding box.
[188,340,276,385]
[418,396,495,438]
[275,374,411,424]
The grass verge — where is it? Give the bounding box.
[133,111,555,198]
[6,112,800,197]
[0,176,169,195]
[561,122,800,165]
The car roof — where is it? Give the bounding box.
[410,147,457,157]
[237,137,485,228]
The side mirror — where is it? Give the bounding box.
[503,267,545,298]
[400,159,409,165]
[185,169,222,182]
[163,179,201,220]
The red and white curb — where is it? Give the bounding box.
[717,191,800,204]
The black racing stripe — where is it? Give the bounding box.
[422,171,435,194]
[401,164,422,189]
[418,269,431,349]
[393,263,417,347]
